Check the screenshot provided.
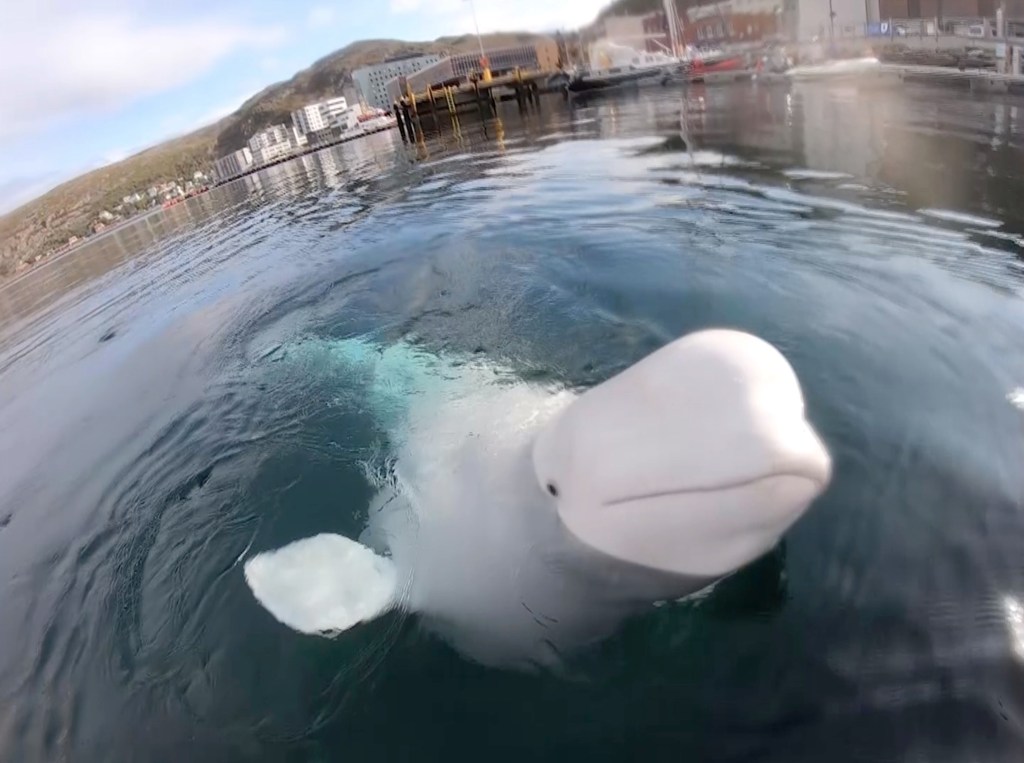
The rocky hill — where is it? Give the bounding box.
[213,32,543,156]
[0,32,544,279]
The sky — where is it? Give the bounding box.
[0,0,607,214]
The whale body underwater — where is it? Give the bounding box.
[244,329,833,669]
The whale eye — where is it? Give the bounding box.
[546,482,559,498]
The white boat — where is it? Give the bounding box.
[351,110,397,136]
[568,41,682,94]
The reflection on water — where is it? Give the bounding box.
[4,82,1021,330]
[1,82,1023,763]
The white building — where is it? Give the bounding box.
[353,54,443,112]
[291,97,349,137]
[592,15,649,48]
[213,147,253,181]
[332,102,365,133]
[785,0,878,42]
[248,124,307,165]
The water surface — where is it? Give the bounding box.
[2,82,1024,762]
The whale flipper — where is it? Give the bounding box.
[243,533,398,635]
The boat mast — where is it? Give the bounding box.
[663,0,683,57]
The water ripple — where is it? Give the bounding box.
[2,85,1024,762]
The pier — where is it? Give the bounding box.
[393,68,551,144]
[761,62,1024,94]
[880,64,1024,93]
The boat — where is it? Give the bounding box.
[567,41,682,95]
[356,109,397,130]
[567,66,674,94]
[686,53,751,82]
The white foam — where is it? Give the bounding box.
[787,57,880,79]
[244,533,397,635]
[1008,388,1024,411]
[687,150,746,167]
[918,208,1003,228]
[1004,595,1024,661]
[783,169,853,181]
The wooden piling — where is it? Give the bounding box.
[446,86,462,138]
[426,87,439,135]
[406,83,424,142]
[474,79,488,122]
[512,68,528,114]
[401,101,414,142]
[394,102,408,143]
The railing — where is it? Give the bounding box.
[859,16,1024,41]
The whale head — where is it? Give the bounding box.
[532,329,831,580]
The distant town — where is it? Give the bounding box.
[21,0,1024,274]
[56,42,560,262]
[211,43,562,182]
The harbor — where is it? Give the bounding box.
[3,80,1024,763]
[5,0,1024,760]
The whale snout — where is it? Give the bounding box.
[596,416,831,578]
[532,329,833,579]
[566,412,831,579]
[605,415,831,508]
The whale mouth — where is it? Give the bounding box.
[565,470,829,578]
[603,469,830,507]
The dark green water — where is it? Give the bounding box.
[2,82,1024,762]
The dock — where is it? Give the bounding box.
[393,68,553,144]
[880,64,1024,93]
[755,63,1024,94]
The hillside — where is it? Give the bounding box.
[217,33,544,155]
[0,32,544,278]
[0,124,222,277]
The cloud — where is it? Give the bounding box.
[0,6,286,139]
[472,0,605,32]
[307,5,337,28]
[388,0,604,33]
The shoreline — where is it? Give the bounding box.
[0,124,400,290]
[3,68,1020,290]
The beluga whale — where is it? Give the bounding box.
[244,329,832,668]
